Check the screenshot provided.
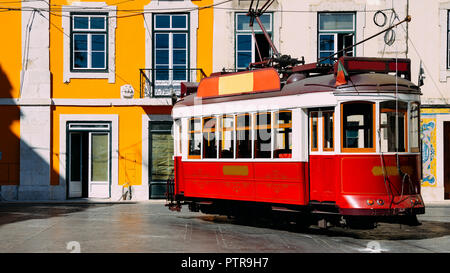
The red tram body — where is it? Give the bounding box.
[167,56,425,229]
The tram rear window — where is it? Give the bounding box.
[409,102,420,153]
[342,102,375,152]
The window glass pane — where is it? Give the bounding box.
[236,14,271,31]
[151,133,174,181]
[219,115,234,158]
[91,52,105,68]
[74,34,88,51]
[237,34,252,51]
[173,66,187,81]
[259,14,271,31]
[173,50,186,65]
[91,34,105,51]
[319,13,354,31]
[189,118,201,158]
[254,112,271,158]
[380,101,407,152]
[237,52,252,69]
[236,14,250,31]
[236,114,252,158]
[74,52,88,68]
[155,49,169,65]
[155,15,171,28]
[155,33,169,49]
[90,16,105,30]
[319,34,335,51]
[311,112,318,150]
[172,15,187,29]
[173,33,187,49]
[323,111,334,150]
[409,102,420,152]
[342,102,374,149]
[73,16,89,29]
[274,111,292,158]
[155,65,169,81]
[203,117,217,159]
[91,134,109,181]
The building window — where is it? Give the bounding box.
[380,101,407,153]
[219,115,234,158]
[153,14,189,96]
[71,13,108,71]
[202,116,217,159]
[235,13,272,70]
[341,102,375,152]
[274,110,292,158]
[318,12,355,64]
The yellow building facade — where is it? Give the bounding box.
[0,0,213,200]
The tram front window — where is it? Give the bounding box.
[380,101,407,153]
[188,118,201,159]
[342,102,374,151]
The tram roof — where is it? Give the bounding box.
[174,72,420,108]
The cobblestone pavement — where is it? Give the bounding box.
[0,201,450,253]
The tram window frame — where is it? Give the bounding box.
[202,116,218,159]
[310,111,319,152]
[274,110,292,158]
[323,111,334,151]
[409,102,420,153]
[219,115,235,159]
[379,101,408,153]
[188,117,201,159]
[341,101,376,153]
[254,112,272,159]
[236,113,252,159]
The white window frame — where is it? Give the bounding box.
[62,2,116,83]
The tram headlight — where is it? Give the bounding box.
[377,199,384,206]
[367,199,375,206]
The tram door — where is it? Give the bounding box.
[308,109,337,203]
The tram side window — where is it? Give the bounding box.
[409,102,420,153]
[380,101,407,153]
[188,117,201,159]
[219,115,234,158]
[254,112,272,158]
[310,112,319,151]
[323,111,334,151]
[236,113,252,158]
[203,116,217,158]
[342,102,374,151]
[274,110,292,158]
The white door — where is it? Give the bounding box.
[88,132,110,198]
[68,132,82,198]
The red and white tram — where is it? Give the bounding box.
[167,56,425,229]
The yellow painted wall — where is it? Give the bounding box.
[50,105,172,186]
[0,4,21,99]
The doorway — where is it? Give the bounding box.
[67,122,111,199]
[149,121,173,199]
[444,121,450,200]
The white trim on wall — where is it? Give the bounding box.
[61,2,117,83]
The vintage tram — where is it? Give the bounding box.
[166,56,425,229]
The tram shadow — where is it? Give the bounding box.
[198,214,450,241]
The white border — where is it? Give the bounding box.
[62,2,117,83]
[59,114,119,200]
[439,2,450,82]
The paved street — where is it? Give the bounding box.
[1,201,450,253]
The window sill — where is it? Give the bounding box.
[63,72,115,84]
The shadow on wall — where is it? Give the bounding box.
[0,64,64,201]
